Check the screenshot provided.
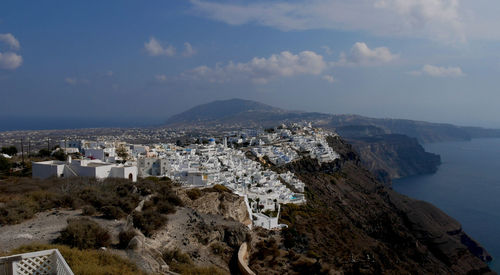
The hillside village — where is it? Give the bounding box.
[30,123,340,230]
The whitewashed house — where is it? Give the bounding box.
[32,157,137,182]
[138,157,170,177]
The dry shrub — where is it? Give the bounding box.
[210,242,226,255]
[207,184,231,193]
[132,209,167,237]
[252,238,280,262]
[186,188,202,200]
[101,205,126,220]
[0,177,182,226]
[57,218,110,249]
[118,229,137,249]
[82,205,96,216]
[162,248,227,274]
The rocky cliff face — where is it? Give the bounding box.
[249,136,493,274]
[346,134,441,183]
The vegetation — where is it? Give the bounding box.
[56,218,111,249]
[82,205,96,216]
[0,177,182,228]
[115,145,129,163]
[118,229,137,249]
[52,149,67,161]
[162,248,227,275]
[1,146,18,156]
[38,148,51,157]
[205,184,231,193]
[132,209,167,237]
[186,188,202,200]
[7,243,147,275]
[0,155,11,174]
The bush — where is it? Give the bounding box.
[101,205,126,220]
[162,249,226,275]
[0,155,11,172]
[1,146,17,156]
[82,205,96,216]
[38,148,51,157]
[210,242,226,255]
[0,200,37,225]
[186,188,202,200]
[57,218,111,249]
[252,238,280,261]
[118,229,137,249]
[132,210,167,237]
[156,201,176,214]
[162,248,192,265]
[207,184,231,193]
[53,150,67,161]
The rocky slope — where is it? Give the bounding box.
[249,136,493,274]
[346,134,441,183]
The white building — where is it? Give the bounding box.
[32,157,137,182]
[138,157,169,177]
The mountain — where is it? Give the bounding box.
[165,98,289,127]
[164,98,500,143]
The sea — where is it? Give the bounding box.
[393,138,500,272]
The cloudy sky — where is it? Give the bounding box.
[2,0,500,129]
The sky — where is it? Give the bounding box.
[2,0,500,129]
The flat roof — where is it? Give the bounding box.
[86,162,113,167]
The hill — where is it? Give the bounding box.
[164,98,500,143]
[165,98,290,127]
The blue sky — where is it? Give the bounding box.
[2,0,500,129]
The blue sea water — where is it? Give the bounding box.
[393,138,500,272]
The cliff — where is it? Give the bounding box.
[248,136,493,274]
[347,134,441,183]
[335,125,441,182]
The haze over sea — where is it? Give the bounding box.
[394,138,500,272]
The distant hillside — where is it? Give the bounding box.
[165,98,288,126]
[164,98,500,143]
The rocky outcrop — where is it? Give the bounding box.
[347,134,441,182]
[125,207,250,274]
[178,188,252,227]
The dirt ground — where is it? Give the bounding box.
[0,209,127,253]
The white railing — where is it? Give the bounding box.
[0,249,73,275]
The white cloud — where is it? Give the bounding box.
[0,33,20,50]
[374,0,464,42]
[0,33,22,70]
[190,0,465,43]
[335,42,398,66]
[182,42,197,57]
[322,75,336,83]
[144,37,176,56]
[181,50,327,84]
[0,52,22,70]
[409,64,465,77]
[65,77,77,85]
[155,74,167,82]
